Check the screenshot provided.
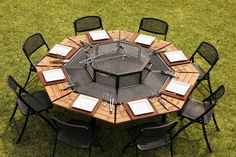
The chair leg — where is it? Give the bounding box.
[24,70,32,88]
[179,119,189,139]
[16,115,29,144]
[93,139,104,152]
[88,146,92,157]
[198,78,212,95]
[52,137,57,157]
[189,80,201,97]
[95,140,105,152]
[9,102,18,122]
[212,113,220,131]
[90,118,96,134]
[207,78,213,95]
[135,147,139,157]
[172,121,193,139]
[122,142,133,154]
[38,114,56,131]
[170,141,173,157]
[161,114,167,123]
[202,124,212,153]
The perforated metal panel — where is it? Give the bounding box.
[76,82,116,100]
[64,41,173,104]
[117,84,152,103]
[149,54,172,71]
[143,72,169,93]
[90,41,150,75]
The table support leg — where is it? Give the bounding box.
[161,114,167,123]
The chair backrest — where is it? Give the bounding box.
[22,33,49,71]
[136,121,178,144]
[22,33,49,57]
[74,16,103,35]
[51,116,90,136]
[7,75,48,113]
[190,41,219,74]
[7,75,36,113]
[138,18,169,40]
[7,75,28,97]
[198,85,225,122]
[203,85,225,104]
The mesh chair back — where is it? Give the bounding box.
[74,16,103,35]
[192,42,219,66]
[52,117,89,135]
[138,18,168,39]
[22,33,49,57]
[198,85,225,123]
[7,75,37,113]
[203,85,225,105]
[7,75,27,96]
[136,121,177,144]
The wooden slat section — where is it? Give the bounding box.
[174,72,199,86]
[60,37,81,48]
[188,73,200,85]
[150,98,179,114]
[92,101,115,123]
[120,31,134,41]
[150,40,169,48]
[45,85,57,101]
[165,43,178,51]
[171,63,199,73]
[62,35,89,47]
[45,82,72,102]
[35,56,63,70]
[108,30,120,41]
[161,95,185,109]
[177,72,187,82]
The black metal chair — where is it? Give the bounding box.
[51,116,104,157]
[173,85,225,153]
[73,16,103,35]
[138,18,169,41]
[7,75,54,144]
[190,41,219,94]
[22,33,49,88]
[122,121,178,157]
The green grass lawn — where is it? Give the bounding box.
[1,0,236,156]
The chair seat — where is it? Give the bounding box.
[128,123,171,150]
[179,98,212,124]
[57,120,93,149]
[18,91,52,115]
[128,123,159,140]
[137,135,170,151]
[57,131,92,149]
[68,119,101,136]
[192,63,207,80]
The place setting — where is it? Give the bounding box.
[123,97,158,120]
[38,68,68,86]
[71,94,103,116]
[47,44,79,60]
[86,30,113,44]
[159,50,191,66]
[131,33,156,47]
[161,78,193,100]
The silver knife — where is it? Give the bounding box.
[159,98,169,110]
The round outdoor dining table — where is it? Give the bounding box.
[35,30,200,124]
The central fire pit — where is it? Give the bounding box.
[64,40,172,104]
[86,41,150,90]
